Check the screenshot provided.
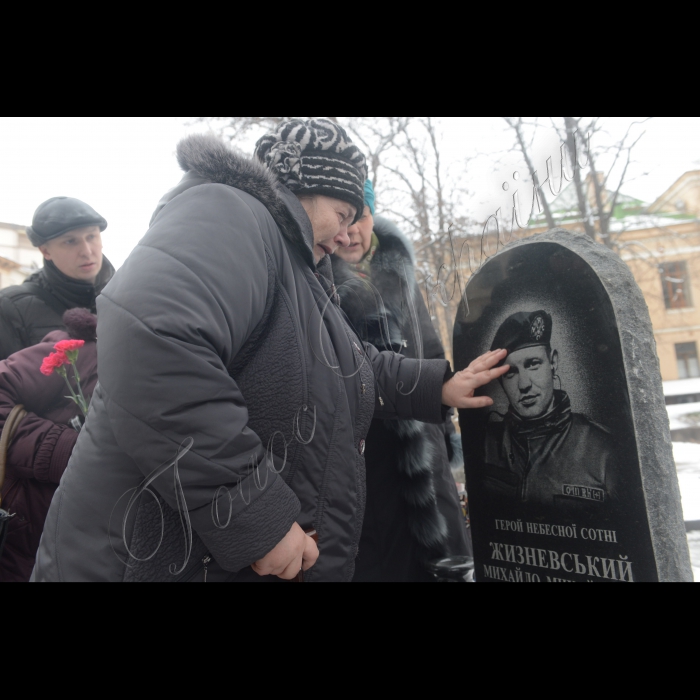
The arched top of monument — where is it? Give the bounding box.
[460,228,646,331]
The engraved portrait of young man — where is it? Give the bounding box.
[480,311,621,518]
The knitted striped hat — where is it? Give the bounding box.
[255,119,368,219]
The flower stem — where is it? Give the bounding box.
[58,368,80,408]
[70,361,89,417]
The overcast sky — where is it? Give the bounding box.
[1,117,699,268]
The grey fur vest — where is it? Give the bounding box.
[332,218,452,562]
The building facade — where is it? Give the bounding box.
[0,222,43,290]
[623,172,700,382]
[620,220,700,382]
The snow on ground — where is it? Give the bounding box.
[672,443,700,582]
[664,378,700,398]
[673,443,700,523]
[664,394,700,580]
[687,533,700,583]
[667,403,700,431]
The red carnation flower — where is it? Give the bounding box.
[54,340,85,354]
[39,340,90,417]
[40,351,69,377]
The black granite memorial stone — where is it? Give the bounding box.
[454,229,693,583]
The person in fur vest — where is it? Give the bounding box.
[332,181,471,582]
[0,309,98,583]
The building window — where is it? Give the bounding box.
[676,342,700,380]
[661,261,693,310]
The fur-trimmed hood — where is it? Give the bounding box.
[154,134,316,268]
[373,215,417,267]
[332,215,418,353]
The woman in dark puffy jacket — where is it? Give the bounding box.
[0,310,97,582]
[33,121,508,583]
[332,183,471,582]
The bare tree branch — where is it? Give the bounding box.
[501,116,653,249]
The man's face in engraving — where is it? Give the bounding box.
[502,346,559,419]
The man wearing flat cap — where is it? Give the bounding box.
[0,198,114,360]
[480,310,620,517]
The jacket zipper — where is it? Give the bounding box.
[203,556,211,583]
[520,441,534,503]
[178,555,212,583]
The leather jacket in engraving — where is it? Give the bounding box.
[481,391,620,516]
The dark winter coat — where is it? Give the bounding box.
[0,259,114,361]
[0,331,98,583]
[32,135,450,583]
[332,217,470,582]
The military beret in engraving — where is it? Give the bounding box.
[491,311,553,355]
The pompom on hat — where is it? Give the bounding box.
[63,308,97,342]
[255,119,368,221]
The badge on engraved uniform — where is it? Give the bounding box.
[531,315,547,342]
[562,485,606,503]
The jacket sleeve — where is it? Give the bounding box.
[363,282,451,425]
[366,342,450,425]
[0,295,26,361]
[0,343,79,485]
[95,184,301,574]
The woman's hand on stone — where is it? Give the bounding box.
[252,523,320,581]
[442,349,510,410]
